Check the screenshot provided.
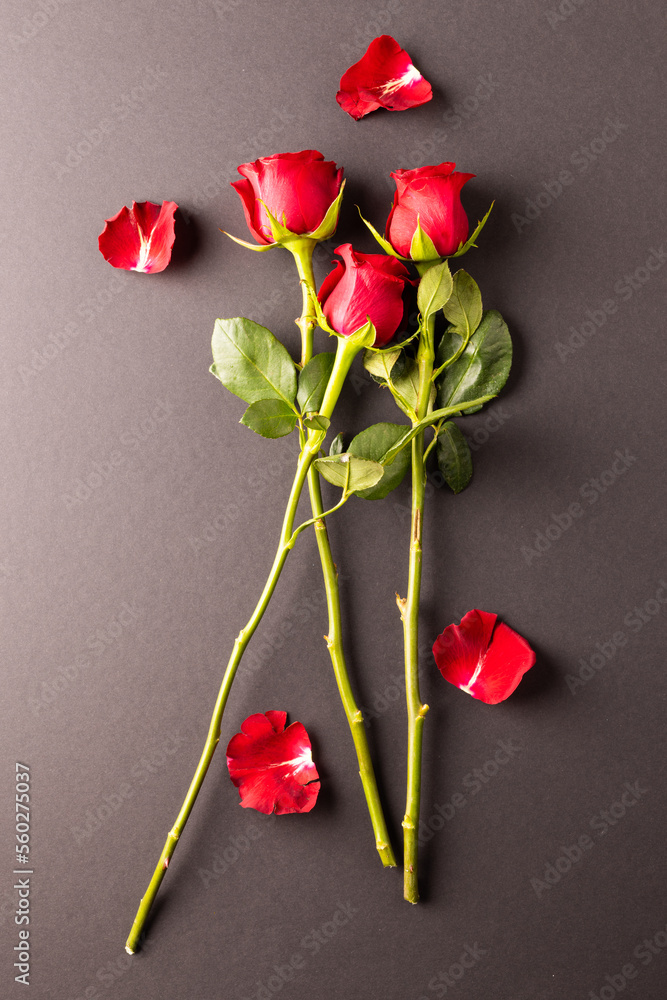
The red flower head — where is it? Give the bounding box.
[386,164,475,259]
[317,244,411,347]
[231,150,344,245]
[432,610,536,705]
[98,200,178,273]
[337,35,432,121]
[226,711,320,815]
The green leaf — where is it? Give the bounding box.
[437,422,473,494]
[363,348,401,383]
[348,423,411,500]
[434,327,464,374]
[410,220,439,262]
[297,352,335,413]
[391,357,420,414]
[437,310,512,414]
[329,432,345,456]
[417,260,453,318]
[314,454,384,492]
[443,270,483,339]
[450,202,494,258]
[211,318,297,405]
[240,399,298,438]
[303,414,330,432]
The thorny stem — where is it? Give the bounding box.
[292,242,397,867]
[290,241,317,368]
[125,336,359,954]
[401,311,435,903]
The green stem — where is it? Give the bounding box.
[125,336,358,954]
[402,313,435,903]
[291,241,397,868]
[307,467,397,866]
[379,393,496,468]
[290,241,317,368]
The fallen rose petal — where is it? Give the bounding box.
[337,35,432,121]
[226,710,320,814]
[432,610,536,704]
[98,200,178,272]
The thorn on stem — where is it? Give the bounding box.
[412,508,421,543]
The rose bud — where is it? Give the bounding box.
[317,244,411,347]
[386,163,475,260]
[231,150,344,246]
[98,200,178,273]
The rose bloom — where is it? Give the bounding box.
[318,244,411,346]
[386,163,475,258]
[231,150,343,244]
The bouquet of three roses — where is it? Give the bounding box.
[111,148,534,954]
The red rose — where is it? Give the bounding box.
[317,244,411,347]
[231,150,344,245]
[386,163,475,258]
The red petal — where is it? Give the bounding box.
[316,258,345,308]
[226,711,320,815]
[337,35,432,121]
[230,177,268,244]
[433,610,536,705]
[98,200,177,272]
[391,163,457,196]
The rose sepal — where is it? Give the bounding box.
[360,209,455,268]
[409,219,440,263]
[223,229,278,252]
[306,181,346,240]
[227,183,346,253]
[308,285,339,336]
[449,202,494,258]
[362,200,494,265]
[358,208,406,259]
[340,317,378,351]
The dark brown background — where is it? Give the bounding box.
[1,1,666,997]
